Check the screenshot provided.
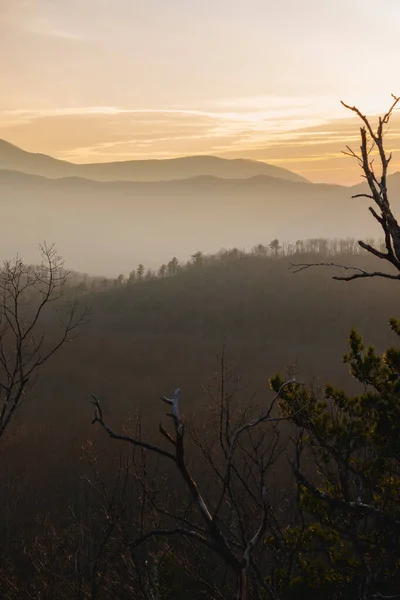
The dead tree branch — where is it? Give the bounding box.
[290,94,400,281]
[92,381,296,599]
[0,243,89,439]
[289,261,400,281]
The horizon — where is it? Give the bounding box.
[1,1,400,186]
[1,134,400,189]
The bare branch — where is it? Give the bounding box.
[291,95,400,282]
[91,395,176,461]
[0,244,88,438]
[92,378,297,599]
[289,261,400,281]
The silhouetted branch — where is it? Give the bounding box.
[0,243,89,439]
[91,395,176,461]
[290,95,400,282]
[289,261,400,281]
[92,379,298,599]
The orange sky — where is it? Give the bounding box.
[1,0,400,185]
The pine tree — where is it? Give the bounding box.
[136,263,145,280]
[268,95,400,599]
[270,319,400,598]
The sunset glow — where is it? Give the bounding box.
[1,0,400,184]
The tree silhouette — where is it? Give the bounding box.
[291,95,400,281]
[191,251,204,267]
[167,257,179,277]
[158,264,167,278]
[0,244,88,440]
[136,264,145,280]
[269,239,281,258]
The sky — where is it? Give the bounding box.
[1,0,400,184]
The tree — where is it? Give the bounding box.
[167,257,179,277]
[158,264,167,278]
[269,239,281,258]
[191,251,204,268]
[270,321,400,599]
[269,96,400,598]
[92,358,298,600]
[145,269,155,281]
[252,244,268,257]
[114,273,125,287]
[0,243,89,440]
[291,94,400,281]
[128,269,136,285]
[136,264,145,280]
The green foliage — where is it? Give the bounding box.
[270,318,400,598]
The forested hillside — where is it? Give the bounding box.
[0,239,398,598]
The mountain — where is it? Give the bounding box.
[0,139,308,184]
[0,167,397,276]
[0,169,310,190]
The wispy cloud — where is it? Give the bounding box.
[4,92,394,137]
[1,98,399,185]
[0,102,336,140]
[28,26,84,41]
[3,107,128,118]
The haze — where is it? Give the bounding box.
[1,0,400,185]
[3,3,400,595]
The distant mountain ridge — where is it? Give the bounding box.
[0,168,330,190]
[0,163,399,276]
[0,138,308,184]
[2,166,400,193]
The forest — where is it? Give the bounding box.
[0,101,400,600]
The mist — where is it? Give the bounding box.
[1,144,398,275]
[2,1,400,594]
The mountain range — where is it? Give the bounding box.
[0,138,398,276]
[0,139,308,183]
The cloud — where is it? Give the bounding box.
[1,99,399,185]
[28,26,84,40]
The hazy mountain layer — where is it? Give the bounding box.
[0,139,308,183]
[1,168,398,276]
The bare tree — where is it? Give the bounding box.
[290,94,400,281]
[92,361,298,600]
[0,243,89,439]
